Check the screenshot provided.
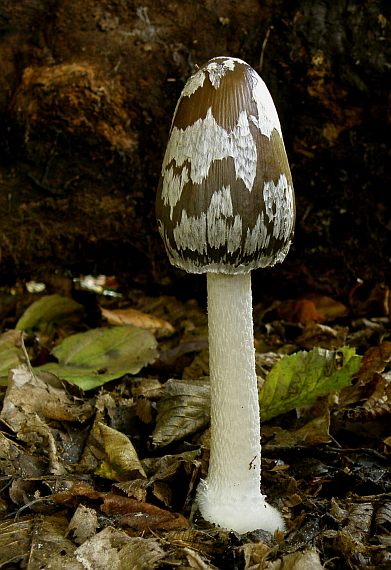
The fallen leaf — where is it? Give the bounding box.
[349,281,390,317]
[241,541,272,569]
[96,422,147,481]
[331,529,368,566]
[277,295,347,324]
[120,509,190,531]
[101,306,175,337]
[344,372,391,421]
[151,480,172,507]
[308,294,348,321]
[183,546,217,569]
[131,377,163,400]
[0,330,25,385]
[164,529,219,558]
[0,431,46,479]
[0,517,32,567]
[15,294,84,333]
[131,377,163,424]
[114,479,149,502]
[52,481,103,507]
[158,338,208,368]
[29,514,83,569]
[75,527,166,570]
[1,365,94,474]
[183,348,210,379]
[375,502,391,543]
[1,364,93,430]
[296,322,348,350]
[102,493,190,531]
[357,341,391,385]
[263,413,331,450]
[269,549,325,569]
[344,503,373,542]
[143,450,202,511]
[260,346,362,421]
[38,325,158,390]
[67,504,99,545]
[143,450,201,481]
[152,378,210,447]
[277,298,323,323]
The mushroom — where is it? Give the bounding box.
[156,56,295,534]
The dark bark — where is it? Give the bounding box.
[0,0,389,300]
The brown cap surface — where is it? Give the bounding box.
[156,56,295,275]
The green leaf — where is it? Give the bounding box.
[0,330,25,385]
[260,346,362,421]
[37,326,158,390]
[16,294,84,333]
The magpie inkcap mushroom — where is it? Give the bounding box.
[156,56,295,534]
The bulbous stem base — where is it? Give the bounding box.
[197,479,285,534]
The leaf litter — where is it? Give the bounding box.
[0,283,389,569]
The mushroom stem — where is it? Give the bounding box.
[197,272,284,534]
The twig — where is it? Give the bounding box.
[260,26,273,71]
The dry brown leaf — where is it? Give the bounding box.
[182,348,210,379]
[268,549,325,569]
[357,341,391,385]
[1,365,93,428]
[101,493,190,531]
[114,479,149,502]
[67,504,99,545]
[165,529,217,557]
[0,431,44,478]
[375,502,391,543]
[131,377,163,400]
[151,480,172,507]
[96,422,147,481]
[142,450,201,511]
[1,365,93,475]
[338,341,391,421]
[158,338,208,368]
[52,481,103,507]
[0,517,32,567]
[344,503,374,542]
[263,413,331,450]
[135,397,154,424]
[101,306,175,337]
[241,541,271,569]
[131,377,163,424]
[152,378,210,448]
[75,526,166,570]
[384,435,391,448]
[277,295,347,324]
[331,529,368,563]
[29,513,83,569]
[277,299,322,323]
[183,546,217,569]
[353,372,391,420]
[120,510,190,531]
[296,322,347,350]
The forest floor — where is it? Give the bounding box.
[0,275,390,570]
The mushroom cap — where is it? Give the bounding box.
[156,56,295,275]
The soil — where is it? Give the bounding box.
[0,0,389,300]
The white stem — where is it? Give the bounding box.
[196,272,284,534]
[207,272,261,492]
